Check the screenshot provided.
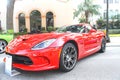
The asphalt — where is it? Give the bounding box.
[0,37,120,80]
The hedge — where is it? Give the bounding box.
[109,29,120,34]
[99,29,120,34]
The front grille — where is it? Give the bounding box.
[6,53,33,65]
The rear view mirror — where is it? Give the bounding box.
[92,25,97,30]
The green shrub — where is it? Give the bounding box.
[13,32,27,38]
[41,27,46,31]
[79,18,86,23]
[41,30,48,33]
[109,29,120,34]
[96,18,106,29]
[7,29,14,34]
[98,29,120,34]
[20,28,28,33]
[114,20,120,29]
[54,27,58,30]
[47,26,54,32]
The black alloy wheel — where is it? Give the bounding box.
[0,39,8,54]
[60,43,77,72]
[99,38,106,53]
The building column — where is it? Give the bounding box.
[14,17,19,33]
[41,15,46,30]
[25,16,30,32]
[54,15,56,29]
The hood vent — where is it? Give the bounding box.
[22,39,27,41]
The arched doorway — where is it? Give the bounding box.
[18,13,26,32]
[46,12,54,30]
[30,10,41,33]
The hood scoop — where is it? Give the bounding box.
[22,38,28,41]
[19,35,30,41]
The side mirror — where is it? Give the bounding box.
[92,25,97,30]
[89,29,96,33]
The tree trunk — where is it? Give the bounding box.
[6,0,15,29]
[85,11,89,23]
[85,16,89,23]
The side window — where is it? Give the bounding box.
[85,25,92,33]
[86,25,92,30]
[80,26,89,33]
[70,26,77,32]
[66,26,79,33]
[80,26,86,33]
[85,27,89,33]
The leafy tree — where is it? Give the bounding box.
[109,14,120,29]
[6,0,15,29]
[116,14,120,20]
[74,0,101,23]
[114,20,120,29]
[96,18,106,29]
[79,18,86,23]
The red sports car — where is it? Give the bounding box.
[5,23,106,72]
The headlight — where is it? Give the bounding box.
[31,39,56,50]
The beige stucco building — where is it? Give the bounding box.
[14,0,74,33]
[0,0,7,32]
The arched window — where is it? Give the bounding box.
[46,12,54,30]
[18,13,26,32]
[30,10,41,33]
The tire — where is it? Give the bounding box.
[60,43,77,72]
[99,38,106,53]
[0,39,8,54]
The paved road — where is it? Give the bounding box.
[0,37,120,80]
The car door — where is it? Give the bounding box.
[89,29,99,49]
[82,25,97,54]
[82,26,92,53]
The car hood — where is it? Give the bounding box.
[6,32,68,53]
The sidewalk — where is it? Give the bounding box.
[106,37,120,47]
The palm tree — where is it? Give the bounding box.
[6,0,15,29]
[74,0,101,23]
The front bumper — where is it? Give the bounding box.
[6,47,62,71]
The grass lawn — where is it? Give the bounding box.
[109,34,120,37]
[0,34,13,42]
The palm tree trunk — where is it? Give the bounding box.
[6,0,15,29]
[85,11,89,23]
[85,16,89,23]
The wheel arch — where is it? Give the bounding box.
[59,40,78,71]
[64,40,79,59]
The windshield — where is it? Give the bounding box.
[55,25,83,33]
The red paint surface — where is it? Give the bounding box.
[6,23,105,71]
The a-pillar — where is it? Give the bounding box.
[14,17,19,33]
[54,15,56,29]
